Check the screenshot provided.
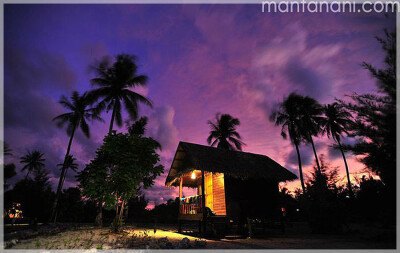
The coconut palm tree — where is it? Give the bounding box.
[4,142,16,190]
[270,93,306,193]
[322,102,354,195]
[57,155,78,191]
[51,91,102,222]
[20,150,45,179]
[297,94,324,175]
[90,54,153,135]
[207,113,245,151]
[89,54,152,227]
[4,142,12,157]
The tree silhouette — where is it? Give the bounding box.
[89,54,152,226]
[4,142,12,156]
[339,29,396,191]
[4,142,16,190]
[20,150,45,179]
[7,166,54,222]
[297,94,324,174]
[322,102,354,196]
[207,113,245,151]
[338,29,396,224]
[90,54,152,135]
[304,155,345,233]
[51,91,102,222]
[77,133,163,231]
[270,93,306,193]
[57,155,78,198]
[127,116,148,136]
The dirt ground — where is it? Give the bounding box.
[5,223,396,249]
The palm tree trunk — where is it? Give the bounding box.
[118,199,125,222]
[25,170,30,179]
[295,143,306,193]
[95,202,103,227]
[108,101,117,134]
[51,124,77,223]
[309,133,322,174]
[338,140,353,196]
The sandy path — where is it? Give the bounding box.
[7,226,396,249]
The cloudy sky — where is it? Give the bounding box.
[4,4,395,208]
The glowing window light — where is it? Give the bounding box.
[191,171,196,179]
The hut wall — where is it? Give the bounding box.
[224,175,280,223]
[212,173,226,215]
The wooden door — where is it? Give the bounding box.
[212,173,226,215]
[205,172,213,210]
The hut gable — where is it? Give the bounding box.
[165,142,297,186]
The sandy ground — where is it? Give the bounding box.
[6,224,396,249]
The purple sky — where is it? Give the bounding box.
[4,4,395,208]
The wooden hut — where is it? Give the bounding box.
[165,141,297,235]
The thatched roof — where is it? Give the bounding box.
[165,142,297,187]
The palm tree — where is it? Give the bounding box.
[127,116,148,136]
[51,91,102,222]
[57,155,78,191]
[90,54,153,135]
[89,54,152,227]
[296,94,324,175]
[4,142,16,190]
[322,102,354,195]
[4,142,12,157]
[20,150,45,179]
[207,113,245,151]
[270,93,306,193]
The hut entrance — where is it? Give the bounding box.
[205,172,214,210]
[202,172,226,216]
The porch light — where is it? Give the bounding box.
[191,171,196,179]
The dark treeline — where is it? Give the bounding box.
[271,28,396,233]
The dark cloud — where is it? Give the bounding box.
[5,46,76,93]
[327,144,342,160]
[285,58,330,102]
[4,46,76,135]
[80,42,109,66]
[148,106,179,152]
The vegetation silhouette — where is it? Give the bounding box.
[57,155,78,198]
[51,91,102,223]
[4,142,16,190]
[89,54,152,226]
[270,93,307,193]
[77,132,163,232]
[4,142,13,156]
[302,155,346,234]
[296,94,324,175]
[90,54,152,134]
[127,116,148,136]
[207,113,245,151]
[338,29,396,225]
[322,102,354,196]
[6,166,54,223]
[338,29,396,192]
[20,150,45,179]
